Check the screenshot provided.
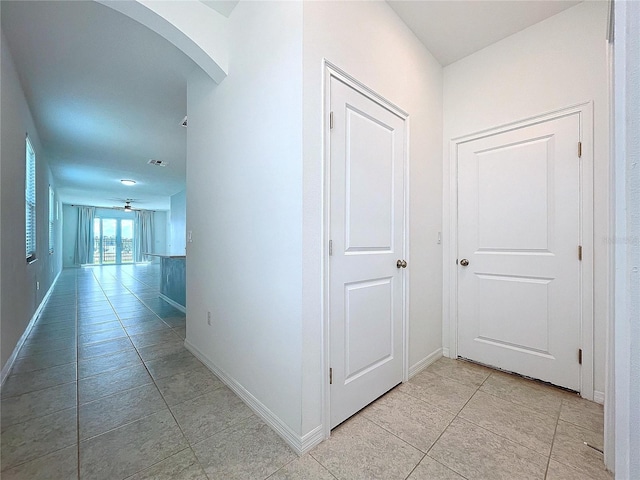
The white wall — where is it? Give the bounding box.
[612,0,640,476]
[152,210,167,258]
[169,189,186,254]
[185,0,443,449]
[442,1,610,398]
[186,0,304,440]
[62,204,167,266]
[1,32,63,372]
[302,1,444,437]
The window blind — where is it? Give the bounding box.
[26,137,36,262]
[49,185,54,254]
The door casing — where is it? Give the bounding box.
[322,61,410,438]
[443,102,595,400]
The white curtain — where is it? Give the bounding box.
[134,210,155,262]
[74,206,95,264]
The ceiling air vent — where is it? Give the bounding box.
[148,159,168,167]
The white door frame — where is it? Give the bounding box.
[322,61,410,438]
[443,102,595,400]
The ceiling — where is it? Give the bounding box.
[2,1,583,211]
[1,1,198,210]
[388,0,582,66]
[201,0,239,17]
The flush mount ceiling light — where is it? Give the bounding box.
[120,179,136,186]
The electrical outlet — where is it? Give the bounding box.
[36,281,40,290]
[207,311,211,326]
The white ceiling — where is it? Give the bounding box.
[387,0,582,66]
[1,1,199,210]
[2,1,584,212]
[200,0,239,17]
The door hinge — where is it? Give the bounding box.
[578,141,582,158]
[330,111,334,129]
[578,245,583,261]
[329,367,333,385]
[578,349,583,365]
[329,240,333,256]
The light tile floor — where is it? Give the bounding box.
[0,265,612,480]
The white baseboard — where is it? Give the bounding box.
[1,271,61,386]
[408,348,443,378]
[442,347,450,358]
[593,390,605,405]
[184,340,321,454]
[158,293,186,313]
[299,425,324,453]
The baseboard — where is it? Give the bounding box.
[593,390,605,405]
[184,340,320,454]
[158,293,186,313]
[442,347,450,358]
[1,270,61,386]
[408,348,443,378]
[299,425,324,453]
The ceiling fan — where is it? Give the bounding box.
[111,199,141,212]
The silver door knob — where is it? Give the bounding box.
[396,259,407,268]
[460,258,469,266]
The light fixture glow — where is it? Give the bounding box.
[120,179,136,186]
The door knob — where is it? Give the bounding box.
[396,259,407,268]
[460,258,469,266]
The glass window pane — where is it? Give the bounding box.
[93,218,101,264]
[102,219,116,264]
[121,219,134,263]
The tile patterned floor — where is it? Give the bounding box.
[0,265,612,479]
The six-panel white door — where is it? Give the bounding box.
[457,114,582,391]
[329,76,406,428]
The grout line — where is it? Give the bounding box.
[451,412,552,460]
[85,265,196,479]
[426,384,479,457]
[453,371,556,461]
[0,377,79,402]
[357,409,427,453]
[542,374,565,479]
[1,443,79,475]
[7,267,191,478]
[117,447,193,480]
[415,372,480,480]
[75,270,81,480]
[401,453,427,480]
[78,408,167,443]
[473,387,561,421]
[544,417,561,479]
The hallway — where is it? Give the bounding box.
[0,266,610,479]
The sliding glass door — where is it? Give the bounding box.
[93,217,135,264]
[121,219,133,263]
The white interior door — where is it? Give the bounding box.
[329,76,406,428]
[457,114,582,391]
